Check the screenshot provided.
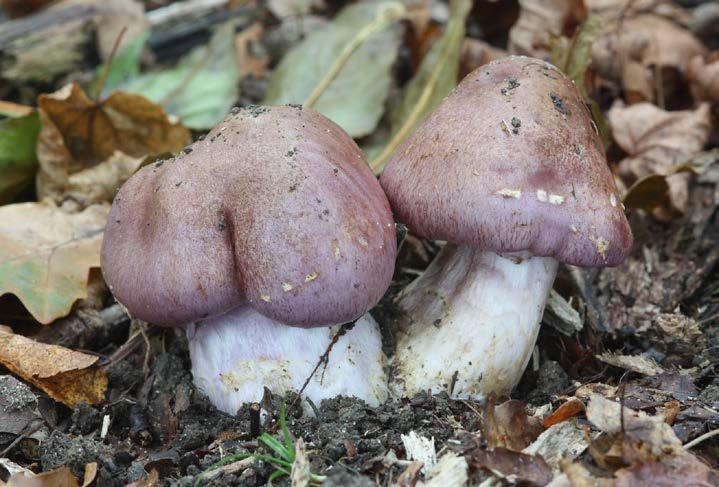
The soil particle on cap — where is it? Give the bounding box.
[245,105,270,118]
[501,77,520,95]
[549,92,570,117]
[511,117,521,134]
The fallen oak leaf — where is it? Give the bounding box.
[3,466,80,487]
[508,0,586,60]
[590,5,706,104]
[542,397,586,428]
[485,398,544,451]
[688,53,719,104]
[37,83,190,204]
[0,327,107,408]
[470,447,553,486]
[609,101,711,220]
[0,201,109,324]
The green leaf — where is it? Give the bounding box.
[113,21,241,130]
[367,0,472,172]
[551,14,602,100]
[0,112,40,203]
[263,1,404,137]
[550,15,610,148]
[95,30,150,95]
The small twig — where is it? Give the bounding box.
[292,320,357,408]
[0,419,43,457]
[137,321,152,377]
[303,2,407,109]
[0,100,34,117]
[684,429,719,450]
[94,26,128,101]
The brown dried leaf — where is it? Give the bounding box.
[485,399,544,451]
[235,22,268,78]
[609,101,711,219]
[688,53,719,104]
[471,447,553,486]
[596,352,665,376]
[508,0,586,60]
[36,83,190,204]
[559,459,615,487]
[543,397,586,427]
[63,151,146,206]
[615,458,719,486]
[459,38,506,79]
[591,9,706,103]
[0,201,108,324]
[4,466,79,487]
[0,328,106,408]
[81,463,97,487]
[586,395,683,458]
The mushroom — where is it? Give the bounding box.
[380,56,633,400]
[102,105,397,413]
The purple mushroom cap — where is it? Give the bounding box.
[380,56,632,267]
[102,106,396,327]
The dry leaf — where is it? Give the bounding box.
[235,22,268,78]
[688,53,719,104]
[81,463,97,487]
[524,420,588,472]
[586,395,683,458]
[88,0,149,62]
[36,83,190,204]
[64,151,146,206]
[542,397,586,427]
[596,352,665,376]
[559,459,615,487]
[471,448,553,486]
[508,0,586,60]
[0,327,107,407]
[0,201,109,323]
[609,101,711,219]
[485,399,544,451]
[4,467,79,487]
[614,458,719,486]
[459,38,506,79]
[419,452,468,487]
[590,6,706,104]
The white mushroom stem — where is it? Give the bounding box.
[187,306,388,415]
[389,243,558,400]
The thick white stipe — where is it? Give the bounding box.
[187,306,387,414]
[389,244,558,400]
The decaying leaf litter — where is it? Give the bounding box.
[0,0,718,485]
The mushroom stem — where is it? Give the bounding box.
[187,305,388,414]
[389,243,558,400]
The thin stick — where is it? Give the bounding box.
[94,26,128,101]
[684,429,719,450]
[303,2,406,109]
[0,100,33,117]
[292,320,357,405]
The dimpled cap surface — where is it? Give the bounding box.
[380,56,632,267]
[102,106,396,327]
